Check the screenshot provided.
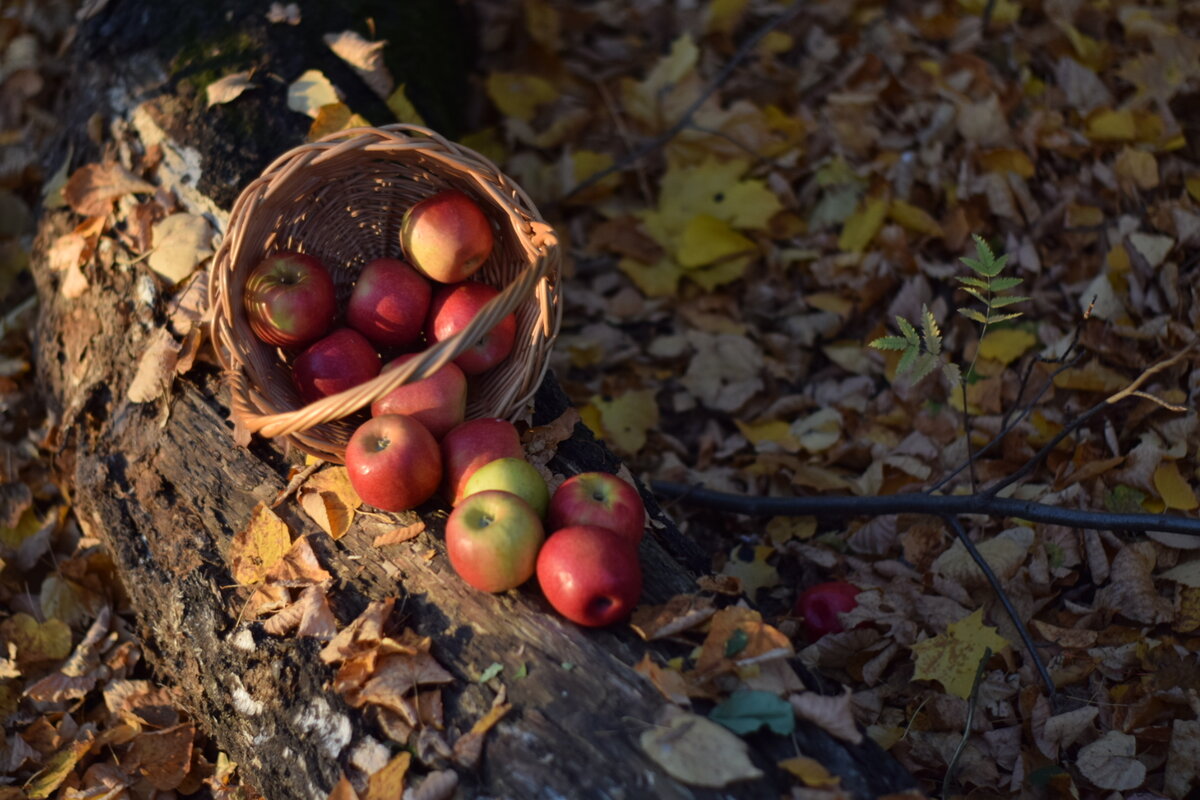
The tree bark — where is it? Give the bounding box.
[30,2,918,798]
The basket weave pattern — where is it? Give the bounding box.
[209,125,562,463]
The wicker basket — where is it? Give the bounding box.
[209,124,562,463]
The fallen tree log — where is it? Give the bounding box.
[30,2,919,797]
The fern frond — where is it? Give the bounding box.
[959,308,989,325]
[987,294,1031,308]
[921,306,942,356]
[896,315,920,346]
[870,336,910,351]
[988,276,1024,291]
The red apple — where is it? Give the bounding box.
[546,472,645,545]
[440,418,524,505]
[292,328,381,403]
[445,490,544,592]
[536,525,642,627]
[371,354,467,440]
[344,414,442,512]
[794,581,861,640]
[243,251,336,348]
[401,189,495,283]
[425,282,516,375]
[346,258,432,349]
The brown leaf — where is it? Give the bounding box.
[300,466,361,540]
[695,606,793,675]
[639,707,763,788]
[104,679,181,728]
[321,598,394,664]
[406,770,457,800]
[365,752,410,800]
[630,594,716,641]
[64,162,155,216]
[634,653,694,705]
[126,327,181,404]
[126,723,195,791]
[1094,541,1172,624]
[373,520,425,546]
[453,687,511,768]
[326,773,359,800]
[263,535,332,586]
[262,584,336,640]
[206,71,256,108]
[357,652,454,712]
[1076,730,1145,790]
[789,688,863,744]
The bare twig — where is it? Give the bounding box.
[943,645,993,799]
[943,516,1053,696]
[560,1,805,203]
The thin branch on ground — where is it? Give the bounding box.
[559,1,806,203]
[649,480,1200,536]
[943,645,993,799]
[943,516,1054,696]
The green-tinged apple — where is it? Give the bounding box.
[243,251,336,348]
[440,417,524,505]
[346,258,432,349]
[536,525,642,627]
[546,471,645,545]
[292,328,381,403]
[461,457,549,518]
[425,282,516,375]
[371,354,467,440]
[344,414,441,512]
[445,490,545,592]
[401,189,495,283]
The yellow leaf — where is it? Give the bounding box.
[1177,587,1200,633]
[566,149,619,202]
[632,34,699,108]
[957,0,1019,24]
[24,734,94,799]
[735,419,801,452]
[1052,359,1129,394]
[1114,147,1159,190]
[766,516,817,546]
[0,507,41,550]
[308,103,371,142]
[805,292,854,316]
[365,752,410,800]
[705,0,750,33]
[1056,22,1106,69]
[523,0,561,50]
[1066,204,1104,228]
[458,127,507,167]
[1085,108,1137,142]
[386,84,426,125]
[888,200,943,237]
[676,214,757,268]
[587,390,659,454]
[1187,176,1200,203]
[0,614,71,664]
[838,194,888,254]
[778,755,842,787]
[1155,461,1198,511]
[230,504,292,585]
[720,544,778,599]
[689,254,755,292]
[910,608,1009,699]
[978,328,1037,366]
[978,148,1035,178]
[485,72,558,122]
[618,256,683,298]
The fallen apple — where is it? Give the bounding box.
[445,490,544,593]
[425,281,516,375]
[371,353,467,440]
[461,457,549,518]
[346,257,432,349]
[536,525,642,627]
[440,417,524,505]
[344,414,441,512]
[243,251,336,348]
[794,581,860,640]
[546,471,645,545]
[401,189,495,283]
[292,328,381,403]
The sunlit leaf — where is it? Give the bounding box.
[910,608,1008,699]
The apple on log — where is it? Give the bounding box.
[345,414,442,512]
[445,490,545,592]
[536,525,643,627]
[461,457,549,518]
[440,417,525,505]
[547,471,645,545]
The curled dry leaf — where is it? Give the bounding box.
[288,69,340,118]
[630,594,716,641]
[639,707,764,788]
[1094,541,1172,625]
[365,751,410,800]
[320,598,394,664]
[452,687,511,768]
[126,327,181,404]
[63,162,155,217]
[372,520,425,547]
[1076,730,1145,791]
[206,71,255,108]
[263,536,332,586]
[266,2,300,24]
[634,653,693,706]
[789,688,863,744]
[324,31,393,100]
[148,213,214,285]
[262,584,337,640]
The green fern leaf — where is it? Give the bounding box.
[908,352,940,384]
[896,316,920,346]
[921,306,942,356]
[942,361,962,388]
[985,311,1024,324]
[959,308,989,325]
[962,287,988,305]
[988,276,1024,291]
[870,336,910,351]
[956,276,991,290]
[896,345,919,376]
[987,294,1031,308]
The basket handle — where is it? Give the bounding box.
[237,223,557,440]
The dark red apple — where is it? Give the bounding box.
[371,353,467,440]
[439,417,524,505]
[547,472,645,545]
[243,251,336,348]
[536,525,642,627]
[344,414,442,512]
[401,189,495,283]
[292,328,381,403]
[346,257,432,349]
[794,581,861,639]
[425,282,516,375]
[445,490,544,592]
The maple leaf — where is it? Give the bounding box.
[910,609,1008,699]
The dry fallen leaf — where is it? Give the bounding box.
[206,71,256,108]
[288,69,341,118]
[364,751,410,800]
[321,598,394,664]
[373,520,425,547]
[910,609,1008,699]
[630,594,716,641]
[148,213,214,285]
[324,31,393,99]
[640,707,764,788]
[64,162,154,216]
[229,504,292,585]
[1076,730,1145,790]
[126,327,181,404]
[789,688,863,744]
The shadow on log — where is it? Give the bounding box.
[31,2,918,797]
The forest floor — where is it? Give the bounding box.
[3,1,1200,798]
